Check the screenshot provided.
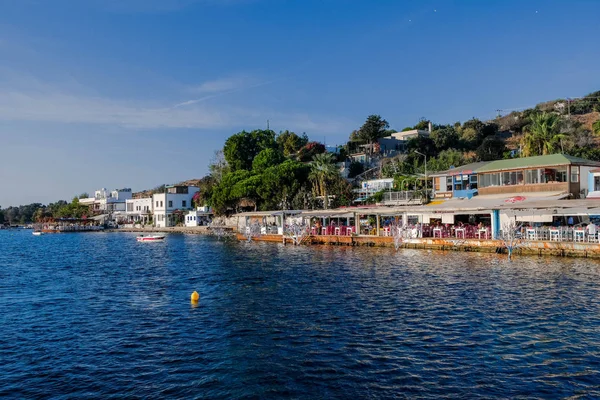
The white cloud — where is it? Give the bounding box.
[0,87,348,133]
[191,75,260,94]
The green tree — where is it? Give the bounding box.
[210,170,253,215]
[428,149,470,172]
[430,126,460,152]
[476,136,507,161]
[308,152,338,209]
[252,148,284,173]
[522,112,567,156]
[231,174,262,210]
[357,115,389,154]
[223,129,277,171]
[192,176,215,207]
[276,130,308,157]
[259,160,310,210]
[413,118,429,131]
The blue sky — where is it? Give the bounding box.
[1,0,599,206]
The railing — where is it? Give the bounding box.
[381,190,433,204]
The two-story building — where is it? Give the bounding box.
[184,206,213,227]
[153,185,200,227]
[125,198,153,224]
[79,188,133,214]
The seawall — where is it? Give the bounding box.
[109,226,232,235]
[236,233,600,259]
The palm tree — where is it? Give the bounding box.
[521,112,567,156]
[309,152,338,209]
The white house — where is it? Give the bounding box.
[79,188,133,214]
[184,206,213,227]
[153,185,200,227]
[126,198,153,224]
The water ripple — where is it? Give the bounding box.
[1,231,600,398]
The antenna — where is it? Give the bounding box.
[267,119,270,130]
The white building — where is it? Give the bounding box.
[353,178,394,203]
[153,185,200,227]
[79,188,133,214]
[126,198,153,224]
[184,206,213,227]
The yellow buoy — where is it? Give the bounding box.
[190,291,200,302]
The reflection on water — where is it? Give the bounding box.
[1,230,600,398]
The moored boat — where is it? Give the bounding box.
[136,235,165,242]
[32,231,44,236]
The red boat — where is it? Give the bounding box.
[136,235,165,242]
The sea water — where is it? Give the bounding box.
[1,230,599,398]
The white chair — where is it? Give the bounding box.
[587,225,597,242]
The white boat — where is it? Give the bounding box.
[136,235,165,242]
[32,231,44,236]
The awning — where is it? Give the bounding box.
[430,191,571,213]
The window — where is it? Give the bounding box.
[525,169,539,184]
[156,201,159,207]
[469,175,478,189]
[160,201,163,207]
[446,177,453,192]
[127,203,133,212]
[434,177,441,191]
[454,175,464,191]
[480,173,501,188]
[168,200,173,208]
[571,166,579,183]
[501,171,521,185]
[182,200,187,207]
[541,167,567,183]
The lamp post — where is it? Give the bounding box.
[415,151,428,199]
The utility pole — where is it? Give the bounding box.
[415,151,428,199]
[267,120,270,130]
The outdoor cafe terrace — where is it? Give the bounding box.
[234,197,600,242]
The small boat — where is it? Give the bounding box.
[136,235,165,242]
[32,231,44,236]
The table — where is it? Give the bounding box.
[526,228,537,241]
[455,227,466,239]
[549,228,561,241]
[478,229,489,240]
[334,227,341,235]
[433,227,443,238]
[574,229,586,242]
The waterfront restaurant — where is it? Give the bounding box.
[430,161,491,199]
[475,154,600,198]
